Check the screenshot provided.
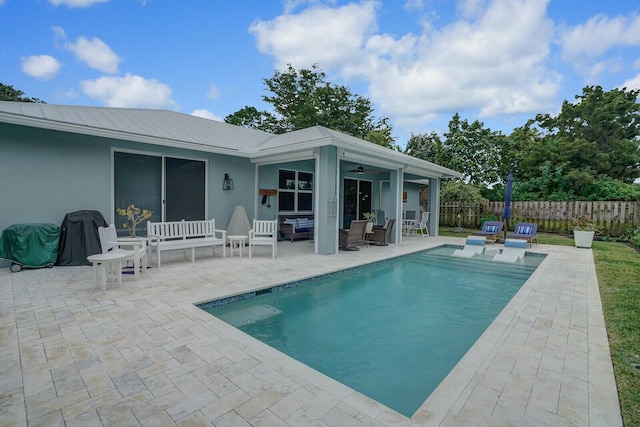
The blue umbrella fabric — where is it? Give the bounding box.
[502,174,513,220]
[501,174,514,240]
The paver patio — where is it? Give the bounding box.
[0,236,622,426]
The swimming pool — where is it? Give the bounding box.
[199,245,545,417]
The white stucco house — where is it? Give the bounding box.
[0,101,460,258]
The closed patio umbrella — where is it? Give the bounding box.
[502,174,513,240]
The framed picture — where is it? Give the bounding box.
[298,180,312,190]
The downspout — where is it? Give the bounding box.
[313,150,319,254]
[254,162,259,221]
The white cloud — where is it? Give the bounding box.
[21,55,62,80]
[48,0,108,7]
[81,73,176,108]
[620,73,640,91]
[207,84,220,100]
[250,1,378,70]
[559,14,640,81]
[560,14,640,60]
[282,0,333,14]
[51,26,67,40]
[251,0,559,131]
[66,36,121,73]
[403,0,423,11]
[191,109,222,121]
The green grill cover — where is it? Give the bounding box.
[0,223,61,268]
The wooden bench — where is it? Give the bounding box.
[147,219,226,268]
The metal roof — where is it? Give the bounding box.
[0,102,461,178]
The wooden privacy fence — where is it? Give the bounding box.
[440,201,640,236]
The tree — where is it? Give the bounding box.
[440,180,486,205]
[533,86,640,184]
[224,106,282,134]
[498,121,539,180]
[438,114,502,185]
[440,179,487,229]
[364,127,396,149]
[404,131,442,162]
[225,64,393,145]
[0,83,45,103]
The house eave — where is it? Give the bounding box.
[0,112,245,156]
[251,131,462,179]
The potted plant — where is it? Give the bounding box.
[363,211,376,234]
[116,204,153,238]
[572,215,599,248]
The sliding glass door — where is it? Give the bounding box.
[342,178,373,228]
[114,151,206,235]
[165,157,206,221]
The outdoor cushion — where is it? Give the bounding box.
[486,225,498,232]
[284,218,298,231]
[296,218,312,229]
[515,225,533,234]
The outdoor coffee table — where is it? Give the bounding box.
[227,235,247,257]
[87,252,127,290]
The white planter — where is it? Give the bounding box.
[365,221,374,233]
[573,230,595,248]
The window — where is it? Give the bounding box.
[278,169,313,213]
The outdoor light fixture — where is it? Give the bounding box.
[223,173,234,191]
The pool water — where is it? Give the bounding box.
[201,245,545,417]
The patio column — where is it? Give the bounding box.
[428,177,440,236]
[315,146,338,254]
[389,168,401,244]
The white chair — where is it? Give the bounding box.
[98,225,147,279]
[492,239,527,263]
[407,212,430,236]
[248,219,278,259]
[452,236,486,257]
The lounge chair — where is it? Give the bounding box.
[369,218,396,246]
[507,222,538,247]
[472,221,504,243]
[451,236,486,257]
[98,224,147,279]
[249,219,278,258]
[339,220,367,250]
[492,238,527,263]
[406,212,429,236]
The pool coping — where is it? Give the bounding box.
[0,236,622,426]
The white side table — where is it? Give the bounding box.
[403,219,419,236]
[87,253,127,290]
[227,235,247,258]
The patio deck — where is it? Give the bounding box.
[0,236,621,426]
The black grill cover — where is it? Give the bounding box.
[56,210,108,266]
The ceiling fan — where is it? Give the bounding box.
[349,164,381,174]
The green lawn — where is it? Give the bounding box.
[438,227,640,426]
[592,241,640,426]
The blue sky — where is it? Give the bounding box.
[2,0,639,146]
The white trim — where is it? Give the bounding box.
[313,150,319,254]
[342,176,374,226]
[111,149,208,224]
[251,150,316,166]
